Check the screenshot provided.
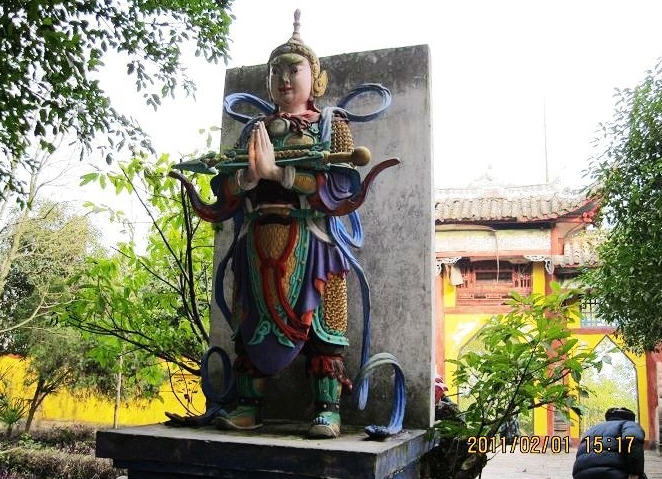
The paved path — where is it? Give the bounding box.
[480,448,662,479]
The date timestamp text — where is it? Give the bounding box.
[468,435,570,454]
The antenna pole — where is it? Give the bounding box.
[543,99,549,183]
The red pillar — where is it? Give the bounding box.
[646,352,660,446]
[435,270,445,377]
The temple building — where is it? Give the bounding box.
[434,182,661,447]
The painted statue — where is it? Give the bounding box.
[169,10,402,439]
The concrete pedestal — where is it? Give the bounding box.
[97,422,434,479]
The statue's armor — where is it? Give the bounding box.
[227,117,356,378]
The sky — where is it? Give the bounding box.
[40,0,662,246]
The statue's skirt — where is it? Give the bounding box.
[232,216,349,376]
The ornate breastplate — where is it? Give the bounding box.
[265,116,320,147]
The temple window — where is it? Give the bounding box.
[580,297,608,327]
[456,260,532,305]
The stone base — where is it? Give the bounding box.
[96,421,434,479]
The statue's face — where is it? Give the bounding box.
[269,53,313,112]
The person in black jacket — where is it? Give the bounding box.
[573,407,646,479]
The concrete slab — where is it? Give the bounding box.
[211,44,435,431]
[97,423,436,478]
[480,448,662,479]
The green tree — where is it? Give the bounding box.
[425,288,601,479]
[62,155,214,383]
[580,339,638,432]
[0,201,100,340]
[585,58,662,353]
[0,201,165,431]
[20,327,91,432]
[20,328,166,431]
[0,0,233,203]
[0,138,69,295]
[0,201,97,431]
[0,370,28,437]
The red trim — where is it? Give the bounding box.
[572,327,616,335]
[255,222,309,342]
[435,249,550,258]
[0,354,23,360]
[645,353,657,444]
[435,274,445,376]
[550,224,564,256]
[445,305,512,314]
[547,406,555,437]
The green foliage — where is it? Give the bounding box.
[0,0,233,202]
[21,424,95,449]
[580,338,638,431]
[0,425,112,478]
[437,287,600,440]
[427,288,602,478]
[0,445,118,479]
[0,376,28,437]
[0,201,101,349]
[584,58,662,353]
[62,155,215,376]
[0,201,166,430]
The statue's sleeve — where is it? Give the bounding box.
[314,118,360,208]
[210,172,246,202]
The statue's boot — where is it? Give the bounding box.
[216,375,265,430]
[308,376,342,439]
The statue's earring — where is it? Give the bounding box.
[313,70,328,98]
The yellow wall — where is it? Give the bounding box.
[1,355,205,427]
[443,312,493,400]
[443,273,456,309]
[440,262,651,441]
[532,262,545,295]
[566,334,649,440]
[442,262,548,398]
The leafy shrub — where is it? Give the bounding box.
[0,446,119,479]
[425,288,601,479]
[26,425,95,447]
[0,472,35,479]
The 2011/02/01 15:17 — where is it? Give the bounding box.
[583,436,635,454]
[467,435,570,454]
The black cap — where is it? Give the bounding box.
[605,407,636,421]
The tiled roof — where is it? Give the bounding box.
[435,184,596,224]
[552,230,604,268]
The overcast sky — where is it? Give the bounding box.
[48,0,662,245]
[104,0,662,187]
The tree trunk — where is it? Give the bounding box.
[0,156,18,224]
[24,377,45,433]
[0,151,46,293]
[0,207,28,293]
[113,354,123,428]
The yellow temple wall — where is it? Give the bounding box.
[439,262,652,441]
[0,355,204,427]
[565,333,650,441]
